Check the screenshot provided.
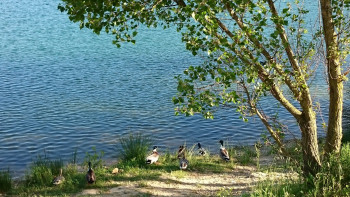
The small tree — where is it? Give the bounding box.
[58,0,350,175]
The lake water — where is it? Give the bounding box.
[0,0,349,177]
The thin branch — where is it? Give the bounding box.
[223,3,301,101]
[240,80,296,160]
[266,0,304,76]
[211,16,302,118]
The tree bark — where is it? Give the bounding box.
[298,110,321,176]
[320,0,343,154]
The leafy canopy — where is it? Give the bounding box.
[58,0,350,121]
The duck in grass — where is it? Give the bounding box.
[197,143,206,156]
[52,168,65,185]
[146,146,159,164]
[178,146,189,170]
[219,140,230,162]
[177,145,185,159]
[86,162,96,184]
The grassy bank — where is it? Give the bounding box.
[1,134,350,196]
[1,147,236,196]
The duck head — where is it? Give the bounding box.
[153,146,158,152]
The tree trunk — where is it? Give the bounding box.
[324,71,343,154]
[325,66,343,154]
[298,110,321,176]
[320,0,343,154]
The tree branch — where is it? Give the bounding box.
[239,80,296,160]
[211,17,302,118]
[266,0,302,74]
[224,3,301,101]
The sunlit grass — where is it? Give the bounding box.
[170,170,187,179]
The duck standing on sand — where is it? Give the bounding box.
[146,146,159,164]
[86,161,96,184]
[197,143,206,156]
[219,140,230,162]
[52,168,65,185]
[178,146,189,170]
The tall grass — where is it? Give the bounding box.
[119,133,152,168]
[11,150,88,196]
[0,169,12,193]
[340,143,350,182]
[25,154,63,187]
[83,146,105,170]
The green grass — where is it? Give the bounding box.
[24,154,63,187]
[113,167,162,182]
[83,146,105,170]
[0,169,12,193]
[119,132,152,168]
[217,186,235,197]
[9,153,86,196]
[242,179,305,197]
[234,146,257,165]
[170,170,187,179]
[9,147,108,196]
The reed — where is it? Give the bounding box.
[0,169,12,193]
[119,133,152,168]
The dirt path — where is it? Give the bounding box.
[76,156,297,197]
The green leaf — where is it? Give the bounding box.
[282,8,289,14]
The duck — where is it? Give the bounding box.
[177,145,185,159]
[197,143,206,156]
[52,168,65,185]
[178,146,189,170]
[179,156,189,170]
[146,146,159,164]
[86,161,96,184]
[219,140,230,162]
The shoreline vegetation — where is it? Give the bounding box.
[1,134,350,196]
